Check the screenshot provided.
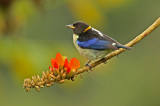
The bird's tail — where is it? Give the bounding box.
[116,45,131,50]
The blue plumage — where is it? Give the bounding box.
[77,38,112,50]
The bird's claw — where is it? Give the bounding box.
[85,63,93,71]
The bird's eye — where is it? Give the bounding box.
[77,25,80,28]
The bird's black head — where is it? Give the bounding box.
[66,21,90,35]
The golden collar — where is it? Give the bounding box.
[83,26,91,33]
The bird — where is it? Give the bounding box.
[66,21,131,68]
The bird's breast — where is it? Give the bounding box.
[73,34,112,60]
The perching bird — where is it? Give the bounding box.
[66,21,131,67]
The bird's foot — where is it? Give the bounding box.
[85,60,93,71]
[85,63,93,71]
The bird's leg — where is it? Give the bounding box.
[85,60,91,67]
[85,60,93,71]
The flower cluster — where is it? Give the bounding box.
[49,53,80,74]
[23,53,80,92]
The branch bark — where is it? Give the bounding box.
[76,17,160,75]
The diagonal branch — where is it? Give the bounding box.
[23,17,160,92]
[76,17,160,75]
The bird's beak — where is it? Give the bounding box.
[65,24,75,29]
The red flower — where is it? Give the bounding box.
[69,58,80,70]
[49,53,80,73]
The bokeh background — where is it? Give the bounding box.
[0,0,160,106]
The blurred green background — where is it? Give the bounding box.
[0,0,160,106]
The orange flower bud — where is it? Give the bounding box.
[69,58,80,70]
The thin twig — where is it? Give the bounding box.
[76,17,160,75]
